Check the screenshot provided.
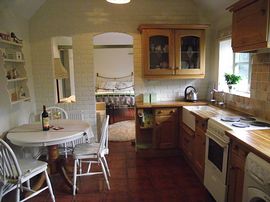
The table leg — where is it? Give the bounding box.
[47,145,59,174]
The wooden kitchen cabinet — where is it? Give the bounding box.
[227,141,249,202]
[138,24,208,79]
[193,117,207,182]
[154,108,178,149]
[181,123,194,160]
[228,0,270,52]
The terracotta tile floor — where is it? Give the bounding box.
[3,141,209,202]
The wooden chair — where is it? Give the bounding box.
[72,115,110,195]
[0,139,55,202]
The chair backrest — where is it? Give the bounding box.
[40,106,68,121]
[98,115,109,156]
[0,139,22,183]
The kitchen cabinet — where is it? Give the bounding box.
[193,117,207,182]
[227,141,249,202]
[136,108,154,149]
[228,0,270,52]
[135,107,178,150]
[138,24,208,79]
[154,108,178,149]
[0,38,30,104]
[181,123,194,160]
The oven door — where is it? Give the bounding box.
[204,130,229,202]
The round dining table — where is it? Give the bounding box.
[7,119,92,191]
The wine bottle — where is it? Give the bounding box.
[42,105,50,131]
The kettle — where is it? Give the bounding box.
[184,86,198,102]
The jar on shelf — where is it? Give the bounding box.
[12,68,18,79]
[6,71,11,79]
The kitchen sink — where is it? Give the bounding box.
[183,105,215,111]
[182,105,216,131]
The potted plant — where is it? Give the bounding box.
[224,73,241,92]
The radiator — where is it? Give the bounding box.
[67,110,85,120]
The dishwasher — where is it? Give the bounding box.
[242,152,270,202]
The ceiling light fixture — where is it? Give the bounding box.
[106,0,130,4]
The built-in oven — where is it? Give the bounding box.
[204,118,230,202]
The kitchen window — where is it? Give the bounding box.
[218,38,251,96]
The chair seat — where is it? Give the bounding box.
[17,158,47,178]
[73,143,99,159]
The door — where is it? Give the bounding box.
[175,29,205,76]
[141,29,175,76]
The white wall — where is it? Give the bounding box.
[94,48,133,78]
[29,0,213,137]
[0,0,35,136]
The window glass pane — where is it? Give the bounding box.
[236,63,249,80]
[218,39,233,91]
[235,53,249,63]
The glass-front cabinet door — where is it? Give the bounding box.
[175,30,205,76]
[142,29,174,76]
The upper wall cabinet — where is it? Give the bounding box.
[138,24,208,80]
[228,0,270,52]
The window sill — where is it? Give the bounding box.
[225,90,250,98]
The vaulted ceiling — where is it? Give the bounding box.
[4,0,238,20]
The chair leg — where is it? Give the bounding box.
[44,170,55,202]
[102,156,111,177]
[73,159,78,196]
[16,184,20,202]
[26,180,30,189]
[100,159,110,190]
[87,162,92,173]
[64,143,68,159]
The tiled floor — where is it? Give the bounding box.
[3,141,209,202]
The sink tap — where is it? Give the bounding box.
[210,89,225,106]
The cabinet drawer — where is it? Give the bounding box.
[155,108,177,116]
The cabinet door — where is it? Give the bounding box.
[174,30,205,77]
[231,0,269,52]
[141,29,175,76]
[154,108,177,149]
[193,127,206,181]
[181,123,194,160]
[227,142,248,202]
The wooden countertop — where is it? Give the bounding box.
[136,101,208,108]
[135,100,270,162]
[226,129,270,163]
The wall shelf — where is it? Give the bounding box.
[4,59,25,63]
[7,77,27,82]
[11,97,31,105]
[0,36,30,105]
[0,39,23,47]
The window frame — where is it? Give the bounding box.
[218,37,251,96]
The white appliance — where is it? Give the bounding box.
[242,153,270,202]
[204,115,270,202]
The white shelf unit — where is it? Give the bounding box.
[0,37,30,105]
